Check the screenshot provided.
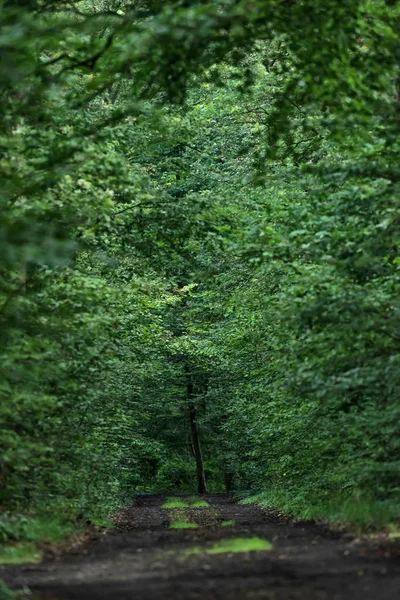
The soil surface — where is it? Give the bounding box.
[2,494,400,599]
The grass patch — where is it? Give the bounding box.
[221,520,236,527]
[0,514,80,545]
[185,536,272,556]
[207,537,272,554]
[23,517,77,544]
[388,528,400,540]
[190,498,209,508]
[0,542,42,566]
[169,521,199,529]
[162,497,209,508]
[161,498,189,509]
[168,507,199,529]
[242,488,400,531]
[0,514,87,569]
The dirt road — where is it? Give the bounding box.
[2,494,400,599]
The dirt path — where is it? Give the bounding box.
[2,494,400,599]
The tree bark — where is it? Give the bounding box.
[187,376,207,494]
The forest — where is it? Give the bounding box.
[1,0,400,562]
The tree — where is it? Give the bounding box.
[2,0,400,540]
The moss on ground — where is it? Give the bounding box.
[184,537,272,556]
[161,498,189,509]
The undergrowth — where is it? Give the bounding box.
[0,580,22,600]
[0,542,41,566]
[0,513,83,546]
[0,511,104,567]
[242,488,400,531]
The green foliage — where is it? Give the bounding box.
[0,581,22,600]
[1,0,400,539]
[161,497,209,508]
[189,498,209,508]
[243,491,400,531]
[161,498,190,509]
[155,462,197,494]
[0,543,41,566]
[0,514,77,544]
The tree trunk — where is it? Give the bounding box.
[187,377,207,494]
[224,471,234,492]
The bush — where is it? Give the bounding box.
[154,460,197,493]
